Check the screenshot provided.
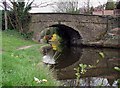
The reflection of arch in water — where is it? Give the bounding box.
[54,48,120,86]
[54,46,83,69]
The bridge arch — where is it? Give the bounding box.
[49,24,83,46]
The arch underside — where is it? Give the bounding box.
[50,24,83,46]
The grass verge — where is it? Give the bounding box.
[2,30,60,86]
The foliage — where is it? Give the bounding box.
[74,60,104,86]
[116,1,120,9]
[40,27,62,51]
[1,0,34,39]
[74,66,80,86]
[114,67,120,87]
[1,10,15,31]
[6,0,33,34]
[105,0,115,10]
[40,27,58,38]
[2,30,60,86]
[49,34,62,51]
[0,31,2,87]
[79,64,87,74]
[21,31,34,40]
[54,0,80,14]
[74,64,88,86]
[114,67,120,72]
[99,52,105,58]
[89,6,94,14]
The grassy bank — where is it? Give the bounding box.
[2,30,59,86]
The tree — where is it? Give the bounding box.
[2,0,8,30]
[1,0,34,33]
[116,1,120,9]
[8,0,34,33]
[105,0,115,10]
[53,0,80,14]
[89,6,94,14]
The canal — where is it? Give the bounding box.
[43,46,120,86]
[40,26,120,87]
[54,47,120,86]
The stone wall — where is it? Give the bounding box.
[29,13,118,44]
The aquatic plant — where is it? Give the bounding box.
[74,64,88,86]
[99,52,105,58]
[74,66,80,86]
[74,62,100,86]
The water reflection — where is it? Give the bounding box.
[52,47,120,86]
[54,46,83,69]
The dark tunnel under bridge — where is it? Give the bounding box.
[50,24,83,46]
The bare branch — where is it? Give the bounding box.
[30,1,56,8]
[37,1,49,6]
[26,0,30,6]
[53,0,80,13]
[0,4,4,9]
[39,3,55,8]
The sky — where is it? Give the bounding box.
[29,0,117,13]
[0,0,117,13]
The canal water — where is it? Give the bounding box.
[43,46,120,86]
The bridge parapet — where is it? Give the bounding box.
[31,13,107,24]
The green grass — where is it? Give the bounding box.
[2,30,60,86]
[2,30,35,52]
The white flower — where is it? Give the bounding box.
[42,79,47,82]
[34,77,41,83]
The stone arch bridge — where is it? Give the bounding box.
[29,13,117,45]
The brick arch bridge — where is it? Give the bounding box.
[29,13,117,45]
